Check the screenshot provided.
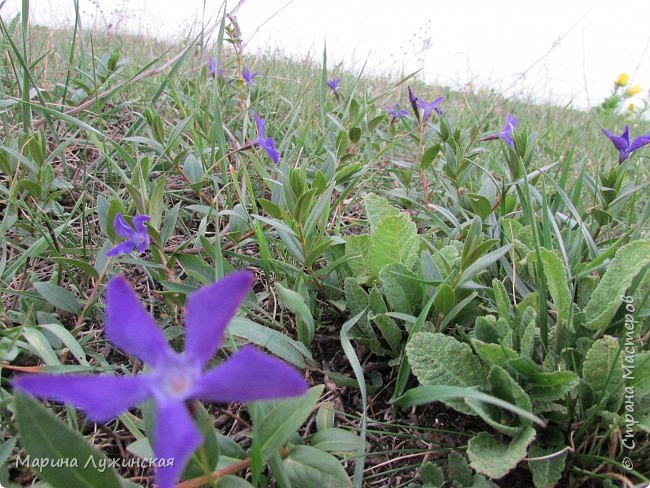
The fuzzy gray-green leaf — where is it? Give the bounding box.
[467,426,536,479]
[406,332,487,415]
[583,240,650,330]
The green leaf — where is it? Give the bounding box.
[507,357,579,402]
[433,283,456,315]
[183,153,204,184]
[582,335,624,411]
[228,317,312,369]
[15,393,121,488]
[368,215,420,275]
[519,307,537,359]
[538,248,571,328]
[216,476,255,487]
[316,401,335,432]
[310,428,362,456]
[583,240,650,330]
[447,450,473,487]
[33,282,82,314]
[467,426,536,479]
[275,283,316,346]
[343,279,386,355]
[492,279,511,321]
[364,193,400,231]
[392,385,545,427]
[527,445,567,488]
[418,462,444,486]
[372,313,402,356]
[282,445,352,487]
[379,263,422,314]
[406,332,487,415]
[466,365,532,436]
[471,339,518,367]
[257,385,323,461]
[467,193,492,219]
[345,235,372,284]
[147,175,166,229]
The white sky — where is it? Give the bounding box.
[2,0,649,109]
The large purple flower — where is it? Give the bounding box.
[13,272,308,488]
[602,125,650,163]
[251,113,280,164]
[107,213,150,257]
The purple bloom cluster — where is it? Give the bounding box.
[602,125,650,163]
[107,213,150,257]
[14,272,308,488]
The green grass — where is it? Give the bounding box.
[1,7,649,488]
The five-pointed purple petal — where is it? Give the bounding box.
[13,271,308,488]
[327,78,340,94]
[107,213,150,257]
[602,125,650,163]
[251,113,280,164]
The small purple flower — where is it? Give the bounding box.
[208,56,217,78]
[14,272,308,488]
[107,213,150,257]
[417,96,444,122]
[602,125,650,163]
[252,113,280,164]
[241,66,259,86]
[327,78,340,94]
[499,113,518,149]
[387,103,409,120]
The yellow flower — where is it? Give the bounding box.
[615,73,630,87]
[628,103,636,112]
[624,84,642,97]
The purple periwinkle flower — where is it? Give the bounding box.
[251,113,280,164]
[14,271,308,488]
[417,96,444,122]
[241,66,259,86]
[107,213,150,257]
[602,125,650,163]
[499,113,518,149]
[387,103,409,120]
[327,78,340,94]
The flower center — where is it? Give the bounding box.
[151,356,200,401]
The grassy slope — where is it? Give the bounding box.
[1,17,649,487]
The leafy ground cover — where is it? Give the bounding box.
[1,6,649,488]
